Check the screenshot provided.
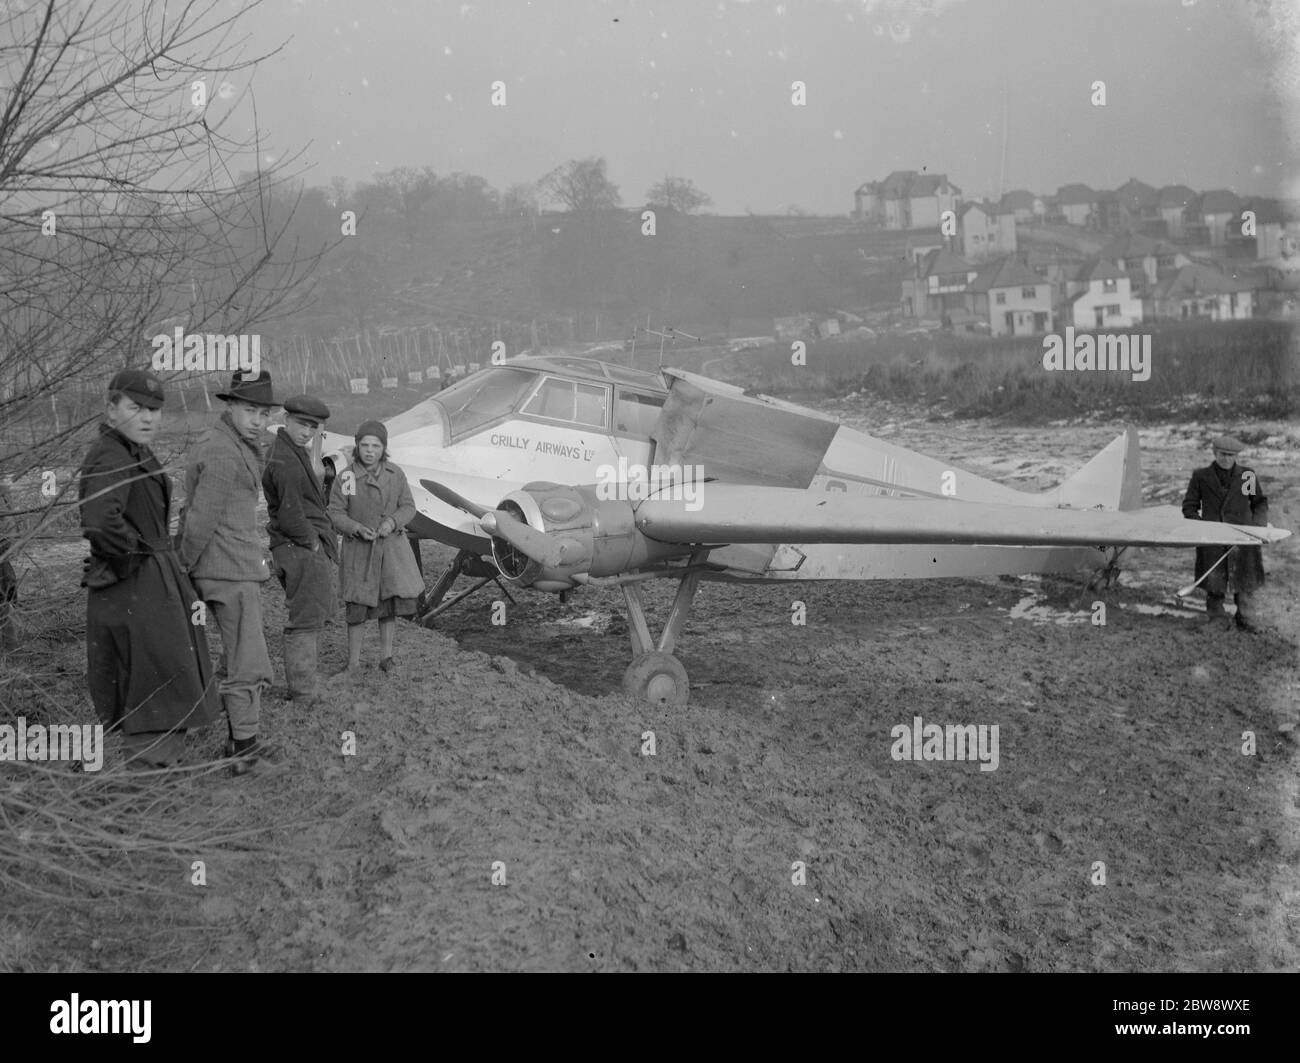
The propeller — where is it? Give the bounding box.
[420,479,490,520]
[479,509,566,569]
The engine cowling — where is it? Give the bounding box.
[488,482,693,590]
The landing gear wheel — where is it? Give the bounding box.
[623,651,689,708]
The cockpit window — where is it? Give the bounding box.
[433,367,536,439]
[614,389,665,437]
[521,376,609,428]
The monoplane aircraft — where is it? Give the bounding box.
[317,355,1288,706]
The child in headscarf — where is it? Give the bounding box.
[327,420,425,672]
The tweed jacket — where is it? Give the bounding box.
[264,430,338,561]
[178,413,271,582]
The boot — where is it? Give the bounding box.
[228,735,287,777]
[283,630,321,702]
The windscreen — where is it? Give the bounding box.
[434,367,537,440]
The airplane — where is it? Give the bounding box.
[315,354,1290,707]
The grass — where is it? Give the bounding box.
[734,319,1299,421]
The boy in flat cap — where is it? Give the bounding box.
[178,369,283,774]
[79,369,220,769]
[1181,434,1269,632]
[264,394,336,702]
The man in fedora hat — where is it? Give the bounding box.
[178,369,284,774]
[264,394,336,703]
[1181,433,1270,632]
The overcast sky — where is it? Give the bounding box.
[233,0,1300,213]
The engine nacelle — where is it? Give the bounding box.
[489,482,693,590]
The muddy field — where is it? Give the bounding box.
[2,402,1298,973]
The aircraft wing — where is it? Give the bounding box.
[632,485,1288,549]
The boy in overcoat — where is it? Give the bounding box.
[264,394,336,702]
[1181,434,1270,632]
[79,369,220,768]
[327,420,424,672]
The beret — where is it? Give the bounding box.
[354,419,387,447]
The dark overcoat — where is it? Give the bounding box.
[327,458,424,608]
[1181,461,1268,593]
[264,430,338,560]
[79,423,221,734]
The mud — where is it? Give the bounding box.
[5,409,1298,972]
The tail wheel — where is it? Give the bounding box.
[623,651,689,709]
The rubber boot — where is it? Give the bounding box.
[284,630,321,702]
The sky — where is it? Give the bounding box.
[220,0,1299,213]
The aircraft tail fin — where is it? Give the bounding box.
[1051,427,1143,512]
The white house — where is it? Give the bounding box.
[1063,257,1143,329]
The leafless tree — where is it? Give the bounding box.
[537,157,621,213]
[0,0,326,607]
[646,176,712,214]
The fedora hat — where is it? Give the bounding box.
[216,369,278,408]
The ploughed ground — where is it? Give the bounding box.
[3,408,1297,972]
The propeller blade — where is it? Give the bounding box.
[480,509,564,568]
[420,479,490,519]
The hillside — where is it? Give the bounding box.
[294,208,919,342]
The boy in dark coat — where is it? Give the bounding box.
[264,394,336,702]
[1181,434,1269,632]
[78,369,220,769]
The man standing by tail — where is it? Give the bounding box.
[264,395,336,704]
[1181,434,1269,633]
[179,369,284,774]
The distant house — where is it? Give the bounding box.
[1146,262,1254,321]
[901,247,978,319]
[999,188,1042,222]
[1063,257,1143,329]
[1230,198,1300,260]
[1056,184,1097,227]
[855,170,963,229]
[1089,190,1123,233]
[964,255,1054,336]
[1183,189,1241,247]
[1097,231,1189,294]
[957,201,1017,261]
[1115,178,1157,221]
[1155,184,1197,239]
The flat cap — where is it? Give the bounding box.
[283,394,331,423]
[109,368,166,410]
[1211,434,1245,453]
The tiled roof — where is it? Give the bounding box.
[873,170,960,200]
[967,255,1044,292]
[1196,189,1241,215]
[1156,184,1196,209]
[1071,256,1127,283]
[1057,184,1096,205]
[1152,262,1252,299]
[918,247,975,277]
[1000,189,1037,210]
